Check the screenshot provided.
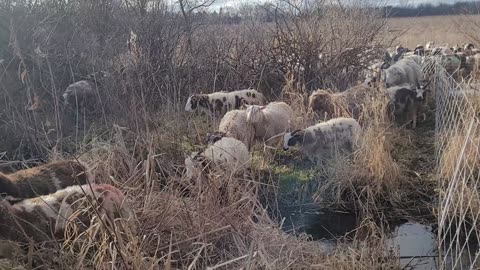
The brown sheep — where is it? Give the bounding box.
[0,160,91,199]
[0,184,131,243]
[308,85,373,121]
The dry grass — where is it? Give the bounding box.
[0,121,406,269]
[387,15,480,48]
[439,131,480,184]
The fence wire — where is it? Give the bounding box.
[433,55,480,270]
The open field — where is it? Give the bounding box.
[0,2,479,269]
[388,15,480,48]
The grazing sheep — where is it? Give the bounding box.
[384,84,430,128]
[185,89,266,117]
[185,137,250,180]
[0,160,91,199]
[308,85,373,121]
[63,71,107,108]
[206,109,255,150]
[0,184,131,243]
[283,117,362,164]
[381,58,423,89]
[245,102,295,147]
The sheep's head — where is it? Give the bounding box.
[206,131,226,145]
[283,129,304,150]
[245,105,266,123]
[185,94,209,112]
[465,43,475,50]
[426,41,435,50]
[415,81,431,102]
[382,52,393,67]
[395,45,406,55]
[184,152,208,179]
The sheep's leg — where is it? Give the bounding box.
[411,107,417,129]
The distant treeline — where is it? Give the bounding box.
[383,1,480,17]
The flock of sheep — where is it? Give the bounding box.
[0,40,477,258]
[182,41,480,180]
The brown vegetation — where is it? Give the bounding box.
[388,15,480,48]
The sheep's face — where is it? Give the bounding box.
[184,153,207,179]
[245,105,265,123]
[383,69,401,89]
[206,131,225,145]
[415,82,431,102]
[185,95,197,111]
[185,95,209,112]
[414,44,425,56]
[283,130,304,150]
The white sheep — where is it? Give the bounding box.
[206,109,255,150]
[0,160,91,199]
[185,137,250,180]
[245,102,295,148]
[283,117,362,164]
[381,58,423,89]
[0,184,132,243]
[185,89,266,117]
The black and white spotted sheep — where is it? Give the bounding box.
[185,89,266,117]
[283,117,362,164]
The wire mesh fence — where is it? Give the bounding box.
[433,55,480,270]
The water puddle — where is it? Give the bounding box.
[277,206,479,270]
[280,204,357,240]
[387,222,437,270]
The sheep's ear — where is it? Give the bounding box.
[291,129,302,136]
[381,62,390,70]
[259,106,267,110]
[383,52,392,62]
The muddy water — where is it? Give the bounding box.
[278,204,439,269]
[279,204,358,240]
[277,204,480,270]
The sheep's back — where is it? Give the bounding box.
[263,102,295,136]
[64,80,94,105]
[204,137,250,168]
[309,118,360,147]
[219,110,253,148]
[7,160,89,198]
